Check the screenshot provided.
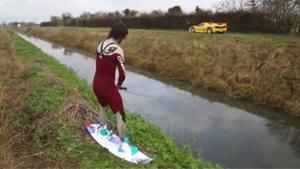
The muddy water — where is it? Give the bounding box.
[18,33,300,168]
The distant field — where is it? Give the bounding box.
[16,27,300,116]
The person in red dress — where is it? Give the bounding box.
[93,22,128,140]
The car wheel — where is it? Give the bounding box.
[207,28,213,34]
[191,27,196,33]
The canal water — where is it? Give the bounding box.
[17,33,300,168]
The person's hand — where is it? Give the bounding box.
[117,85,127,90]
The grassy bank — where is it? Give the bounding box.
[0,28,218,168]
[16,27,300,116]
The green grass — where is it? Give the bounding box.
[9,31,220,168]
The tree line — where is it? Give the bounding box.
[41,0,300,34]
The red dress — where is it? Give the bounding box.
[93,39,126,121]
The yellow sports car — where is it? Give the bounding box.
[189,22,228,34]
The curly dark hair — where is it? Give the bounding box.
[108,21,128,40]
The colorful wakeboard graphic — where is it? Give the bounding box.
[86,123,153,164]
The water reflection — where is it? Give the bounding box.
[17,33,300,168]
[63,48,73,56]
[268,122,300,158]
[51,43,62,49]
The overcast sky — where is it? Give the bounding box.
[0,0,222,23]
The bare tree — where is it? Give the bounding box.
[150,10,165,16]
[245,0,258,11]
[129,10,138,17]
[123,9,130,16]
[79,12,92,19]
[50,16,60,22]
[123,9,138,17]
[50,15,62,25]
[195,6,206,15]
[94,11,106,17]
[216,0,300,34]
[262,0,300,33]
[168,5,183,15]
[61,13,72,23]
[215,0,246,12]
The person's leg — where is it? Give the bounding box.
[94,93,108,122]
[116,112,138,154]
[109,88,126,139]
[116,112,126,140]
[98,106,108,122]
